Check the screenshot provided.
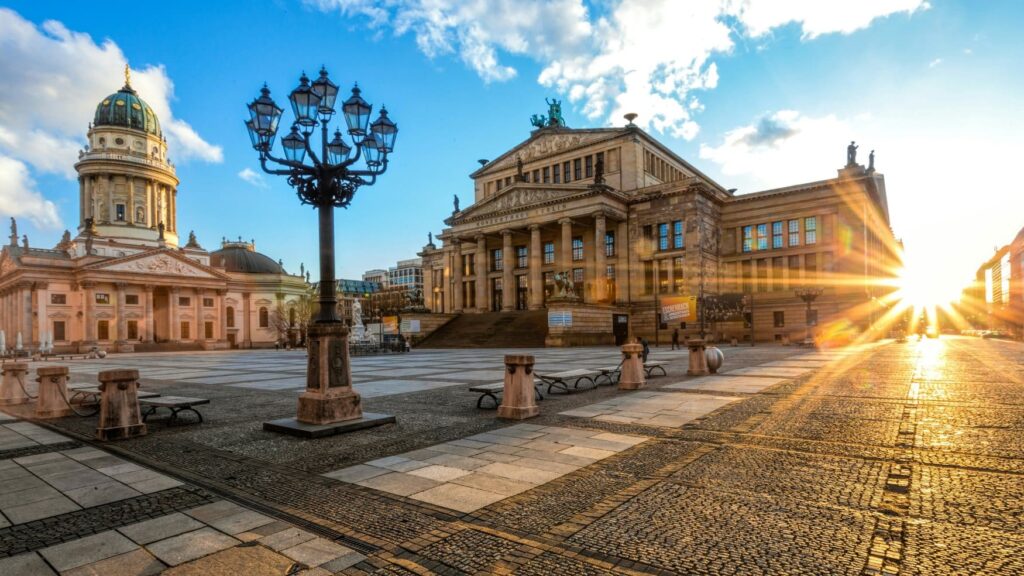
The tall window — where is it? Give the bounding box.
[643,261,654,295]
[585,155,593,177]
[772,221,784,249]
[542,166,550,183]
[742,225,754,253]
[128,320,138,340]
[605,231,615,257]
[805,216,817,245]
[788,255,801,284]
[532,169,539,183]
[553,163,561,183]
[463,254,474,276]
[673,256,685,293]
[573,158,582,180]
[773,256,784,291]
[226,306,235,328]
[805,253,817,280]
[757,258,768,292]
[203,297,214,308]
[97,320,109,340]
[573,268,584,284]
[757,224,768,250]
[788,219,800,246]
[658,223,669,251]
[259,307,269,328]
[643,225,654,252]
[53,321,66,342]
[673,220,684,249]
[773,311,785,327]
[741,260,752,293]
[516,246,528,268]
[492,248,503,271]
[116,204,126,221]
[181,321,190,339]
[563,161,571,182]
[543,241,555,264]
[572,237,584,261]
[289,308,296,327]
[205,321,214,339]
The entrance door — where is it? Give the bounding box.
[492,278,503,312]
[516,276,528,310]
[613,314,629,345]
[152,288,170,343]
[227,333,236,347]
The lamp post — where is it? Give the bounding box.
[795,287,824,345]
[247,69,397,431]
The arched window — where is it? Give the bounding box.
[289,307,296,327]
[259,307,269,328]
[226,306,235,328]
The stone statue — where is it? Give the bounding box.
[300,262,305,278]
[99,202,108,222]
[516,155,525,182]
[88,190,96,218]
[156,193,164,225]
[551,271,579,300]
[186,230,199,248]
[453,194,460,213]
[85,233,94,255]
[8,217,16,246]
[594,155,605,185]
[56,230,71,250]
[428,231,433,245]
[530,114,547,128]
[158,221,165,240]
[868,150,875,172]
[21,235,28,250]
[135,205,145,223]
[546,98,566,127]
[846,141,858,166]
[306,272,311,283]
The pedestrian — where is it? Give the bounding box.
[671,328,680,350]
[640,337,650,363]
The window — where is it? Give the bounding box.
[772,221,784,249]
[573,268,584,284]
[289,308,296,327]
[585,155,593,177]
[553,163,561,183]
[50,294,66,305]
[742,225,754,253]
[463,254,474,276]
[773,256,784,291]
[807,309,819,327]
[673,256,685,293]
[53,321,66,342]
[643,225,654,251]
[741,260,752,293]
[542,167,550,183]
[205,321,214,339]
[805,217,817,245]
[492,249,503,271]
[757,224,768,251]
[658,223,669,251]
[543,242,555,264]
[805,253,817,280]
[125,294,139,305]
[563,161,571,182]
[573,158,582,180]
[757,258,768,292]
[789,255,801,284]
[773,311,785,328]
[178,296,191,307]
[259,307,269,328]
[788,219,800,247]
[516,246,528,268]
[95,293,110,304]
[673,220,684,249]
[203,297,214,308]
[116,204,126,221]
[127,320,138,340]
[605,231,615,257]
[643,261,654,295]
[606,264,615,279]
[226,306,235,328]
[658,262,669,294]
[181,321,190,339]
[97,320,109,340]
[572,237,584,261]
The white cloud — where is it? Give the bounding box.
[928,57,943,68]
[0,155,61,229]
[238,167,268,189]
[309,0,928,137]
[0,8,223,182]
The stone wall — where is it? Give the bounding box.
[544,303,620,346]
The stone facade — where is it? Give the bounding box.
[420,123,901,344]
[0,77,308,353]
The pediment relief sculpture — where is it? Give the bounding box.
[490,133,603,171]
[102,254,216,278]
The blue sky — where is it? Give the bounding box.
[0,1,1021,294]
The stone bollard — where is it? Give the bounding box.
[687,339,709,376]
[0,363,30,405]
[618,343,646,390]
[705,346,724,374]
[498,355,539,420]
[35,366,73,419]
[96,369,147,441]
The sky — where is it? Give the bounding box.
[0,0,1021,296]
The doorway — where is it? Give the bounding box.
[491,278,503,312]
[152,288,170,342]
[516,276,528,310]
[613,314,629,345]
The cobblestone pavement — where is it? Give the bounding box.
[3,337,1022,574]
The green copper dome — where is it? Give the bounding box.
[93,84,162,137]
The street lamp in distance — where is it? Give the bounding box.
[795,287,824,346]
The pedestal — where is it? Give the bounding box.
[265,322,394,437]
[96,369,147,441]
[0,362,30,405]
[498,355,539,420]
[687,338,709,376]
[618,343,646,390]
[35,366,73,419]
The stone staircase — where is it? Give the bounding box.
[416,310,548,348]
[132,341,203,353]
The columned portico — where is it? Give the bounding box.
[475,235,487,312]
[452,241,464,313]
[528,225,543,309]
[593,213,607,302]
[144,285,154,342]
[502,230,515,311]
[559,218,572,272]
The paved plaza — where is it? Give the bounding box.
[2,337,1024,574]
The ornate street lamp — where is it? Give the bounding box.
[795,287,824,345]
[247,68,398,434]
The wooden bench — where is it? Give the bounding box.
[469,381,543,409]
[536,369,599,394]
[140,396,210,424]
[644,361,668,377]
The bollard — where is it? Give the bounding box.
[618,343,646,390]
[35,366,73,418]
[498,355,539,420]
[96,369,147,441]
[705,346,724,374]
[687,339,709,376]
[0,362,30,405]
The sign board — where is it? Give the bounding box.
[401,319,421,333]
[547,310,573,328]
[382,316,399,334]
[661,296,697,322]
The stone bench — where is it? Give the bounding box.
[470,381,543,409]
[535,369,599,395]
[140,396,210,425]
[595,363,623,386]
[68,385,160,415]
[644,361,668,377]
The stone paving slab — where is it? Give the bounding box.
[560,391,739,427]
[664,375,789,394]
[722,366,814,378]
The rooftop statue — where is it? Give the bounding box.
[847,141,858,166]
[529,98,568,128]
[453,194,460,213]
[9,217,16,247]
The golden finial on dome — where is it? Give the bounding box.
[124,64,131,87]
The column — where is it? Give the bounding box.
[502,230,516,311]
[169,287,179,341]
[217,290,227,341]
[34,283,48,346]
[242,292,252,347]
[115,283,127,343]
[147,181,155,228]
[78,177,85,227]
[594,214,607,302]
[559,218,572,272]
[144,285,154,342]
[475,235,487,312]
[171,189,177,232]
[616,220,628,303]
[22,285,33,346]
[83,282,96,343]
[105,175,114,223]
[83,177,92,222]
[452,242,464,313]
[195,289,203,340]
[127,177,135,225]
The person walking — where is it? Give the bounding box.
[640,337,650,363]
[671,328,680,350]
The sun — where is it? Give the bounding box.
[893,261,961,310]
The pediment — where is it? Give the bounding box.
[86,249,226,280]
[457,186,579,221]
[473,128,626,177]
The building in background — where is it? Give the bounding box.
[966,226,1024,336]
[362,269,389,287]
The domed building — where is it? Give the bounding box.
[0,70,309,352]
